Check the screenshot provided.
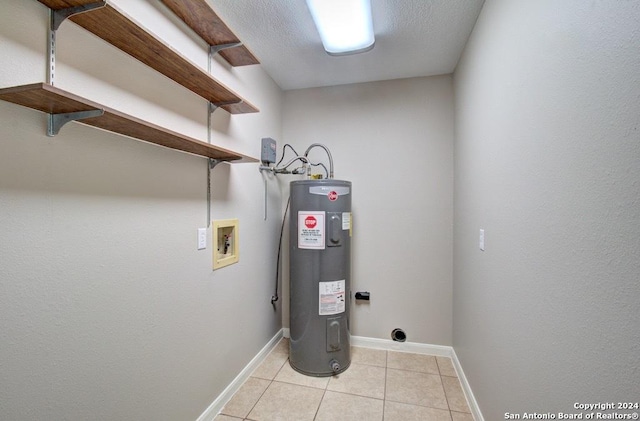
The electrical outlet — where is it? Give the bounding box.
[479,229,485,251]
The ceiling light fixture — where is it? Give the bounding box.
[306,0,375,56]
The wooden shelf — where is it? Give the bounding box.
[37,0,258,114]
[160,0,259,67]
[0,83,258,163]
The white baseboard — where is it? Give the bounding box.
[350,335,453,356]
[450,348,484,421]
[196,329,284,421]
[196,330,483,421]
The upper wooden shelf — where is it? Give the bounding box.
[37,0,258,114]
[0,83,258,163]
[160,0,259,67]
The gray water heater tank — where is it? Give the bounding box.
[289,179,352,376]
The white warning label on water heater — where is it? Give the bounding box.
[319,280,346,315]
[298,211,325,249]
[342,212,351,230]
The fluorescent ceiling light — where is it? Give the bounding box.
[306,0,375,56]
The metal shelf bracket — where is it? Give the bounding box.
[207,39,243,115]
[210,42,243,56]
[205,38,241,225]
[48,2,107,85]
[209,99,243,114]
[47,109,104,137]
[51,2,107,31]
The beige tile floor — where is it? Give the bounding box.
[214,338,475,421]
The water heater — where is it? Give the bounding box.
[289,179,352,376]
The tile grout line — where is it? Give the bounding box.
[206,330,284,421]
[313,360,331,421]
[382,350,388,421]
[311,386,328,421]
[436,358,455,421]
[440,373,454,421]
[243,375,273,421]
[437,353,474,417]
[235,338,288,421]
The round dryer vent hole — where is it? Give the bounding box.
[391,328,406,342]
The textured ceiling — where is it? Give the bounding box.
[209,0,485,90]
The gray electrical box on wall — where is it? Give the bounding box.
[261,137,277,164]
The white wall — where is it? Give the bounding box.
[453,0,640,419]
[0,1,283,420]
[283,76,454,345]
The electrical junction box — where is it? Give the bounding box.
[213,219,239,270]
[261,137,277,164]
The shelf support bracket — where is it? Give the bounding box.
[205,39,240,226]
[209,100,243,114]
[48,2,106,85]
[48,109,104,137]
[210,42,243,56]
[51,2,107,31]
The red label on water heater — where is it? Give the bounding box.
[328,191,338,201]
[305,216,317,228]
[298,211,325,249]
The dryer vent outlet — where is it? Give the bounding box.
[391,328,406,342]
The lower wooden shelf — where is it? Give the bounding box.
[0,83,258,163]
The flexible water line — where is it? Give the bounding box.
[304,143,334,179]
